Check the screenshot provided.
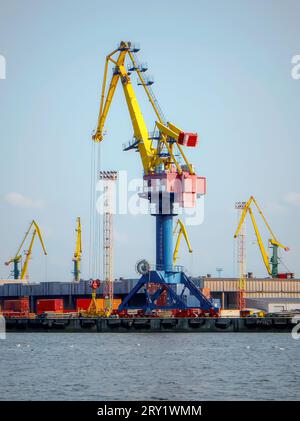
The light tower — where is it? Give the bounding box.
[100,171,117,316]
[235,202,247,310]
[216,267,223,278]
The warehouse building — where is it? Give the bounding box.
[245,297,300,313]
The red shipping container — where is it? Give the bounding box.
[36,299,64,314]
[278,273,294,279]
[4,298,29,313]
[76,298,91,311]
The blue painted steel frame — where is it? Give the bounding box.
[118,270,213,312]
[118,194,214,312]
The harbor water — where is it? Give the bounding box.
[0,333,299,400]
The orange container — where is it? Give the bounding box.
[76,298,122,311]
[36,299,63,315]
[4,298,29,313]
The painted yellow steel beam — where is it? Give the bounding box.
[176,143,194,175]
[128,50,163,124]
[155,122,194,174]
[93,54,126,142]
[20,230,37,280]
[93,42,156,174]
[173,219,193,264]
[251,196,278,242]
[167,122,182,135]
[74,217,82,259]
[5,220,35,266]
[118,64,154,173]
[20,221,47,280]
[156,121,179,140]
[32,220,47,256]
[93,41,197,176]
[234,196,253,239]
[248,207,271,276]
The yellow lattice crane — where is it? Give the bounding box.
[234,196,291,278]
[72,217,82,282]
[173,219,193,265]
[5,220,47,280]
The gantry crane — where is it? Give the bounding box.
[72,217,82,282]
[92,41,216,315]
[5,220,47,280]
[173,219,193,265]
[234,196,292,279]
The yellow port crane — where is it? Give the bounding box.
[72,217,82,282]
[91,41,209,315]
[5,220,47,280]
[234,196,290,278]
[173,219,193,265]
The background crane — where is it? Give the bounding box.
[234,196,292,279]
[173,219,193,265]
[72,217,82,282]
[5,220,47,281]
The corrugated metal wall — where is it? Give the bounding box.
[203,278,300,297]
[1,277,299,300]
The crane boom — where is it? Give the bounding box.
[93,44,155,173]
[248,207,270,275]
[173,219,193,265]
[92,41,197,176]
[73,217,82,282]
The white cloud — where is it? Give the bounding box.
[4,192,43,209]
[264,201,287,215]
[284,192,300,207]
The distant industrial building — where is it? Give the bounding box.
[245,298,300,313]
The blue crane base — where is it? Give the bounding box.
[118,269,214,312]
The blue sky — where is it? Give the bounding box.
[0,0,299,281]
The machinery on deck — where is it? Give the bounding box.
[72,217,82,282]
[92,41,218,316]
[85,279,102,316]
[234,196,292,279]
[5,220,47,281]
